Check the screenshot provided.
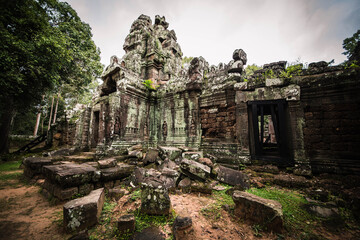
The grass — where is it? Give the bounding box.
[134,208,176,233]
[0,159,24,188]
[0,160,22,172]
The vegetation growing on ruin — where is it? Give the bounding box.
[280,64,303,79]
[143,79,159,91]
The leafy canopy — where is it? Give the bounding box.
[342,29,360,60]
[0,0,103,111]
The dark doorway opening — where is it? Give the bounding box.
[248,100,290,164]
[92,111,100,147]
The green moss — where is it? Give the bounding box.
[0,160,21,172]
[134,208,176,232]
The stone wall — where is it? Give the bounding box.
[299,69,360,174]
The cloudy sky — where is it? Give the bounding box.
[65,0,360,67]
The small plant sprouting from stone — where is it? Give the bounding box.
[143,79,159,91]
[279,64,303,79]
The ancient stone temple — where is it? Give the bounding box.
[72,14,360,176]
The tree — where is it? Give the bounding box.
[0,0,103,154]
[342,29,360,61]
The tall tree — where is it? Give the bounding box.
[0,0,103,154]
[343,29,360,61]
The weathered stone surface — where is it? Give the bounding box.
[108,187,127,201]
[133,226,166,240]
[178,177,191,193]
[190,181,212,194]
[232,190,283,233]
[48,148,73,157]
[273,174,311,188]
[23,157,53,172]
[306,204,339,218]
[54,185,78,201]
[198,158,214,168]
[143,148,159,165]
[78,183,94,196]
[172,216,192,240]
[158,146,182,161]
[214,164,250,188]
[128,150,143,159]
[100,164,134,181]
[63,188,105,232]
[181,152,203,161]
[117,214,135,235]
[140,178,171,215]
[43,163,97,188]
[251,165,279,174]
[68,230,89,240]
[265,78,284,87]
[180,158,210,181]
[64,154,95,163]
[97,158,117,169]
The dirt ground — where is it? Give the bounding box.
[0,172,71,240]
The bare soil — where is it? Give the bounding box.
[0,175,71,240]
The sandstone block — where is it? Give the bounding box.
[117,214,135,235]
[158,146,182,160]
[63,188,105,232]
[232,191,283,233]
[97,158,117,169]
[140,178,171,215]
[143,148,159,165]
[43,163,97,188]
[213,164,250,188]
[100,164,134,181]
[182,151,203,161]
[180,159,211,181]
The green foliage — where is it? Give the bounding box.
[263,69,276,79]
[129,188,141,202]
[0,0,103,153]
[134,208,176,232]
[343,29,360,59]
[182,56,194,67]
[344,60,360,69]
[244,64,262,77]
[143,79,159,91]
[279,64,303,79]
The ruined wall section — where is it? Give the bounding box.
[298,68,360,174]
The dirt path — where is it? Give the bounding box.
[0,178,70,240]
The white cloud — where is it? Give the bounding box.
[65,0,360,67]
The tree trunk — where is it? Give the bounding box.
[34,95,45,136]
[0,98,15,154]
[52,93,60,124]
[48,95,54,131]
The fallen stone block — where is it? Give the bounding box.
[172,216,193,240]
[54,185,79,201]
[117,214,135,236]
[198,158,214,168]
[180,159,210,181]
[128,150,143,159]
[63,188,105,232]
[140,178,171,215]
[273,174,311,188]
[158,146,182,161]
[108,187,127,201]
[182,152,203,161]
[213,164,250,189]
[43,163,97,188]
[79,183,94,196]
[97,158,117,169]
[64,154,95,163]
[100,163,134,181]
[191,181,212,194]
[232,191,283,233]
[23,157,53,177]
[143,148,159,165]
[178,177,191,193]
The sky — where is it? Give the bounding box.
[64,0,360,67]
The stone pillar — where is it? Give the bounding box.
[287,101,311,176]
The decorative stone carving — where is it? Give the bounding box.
[228,49,247,74]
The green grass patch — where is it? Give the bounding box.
[0,172,22,181]
[129,188,141,202]
[134,208,176,233]
[247,187,318,236]
[0,160,22,172]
